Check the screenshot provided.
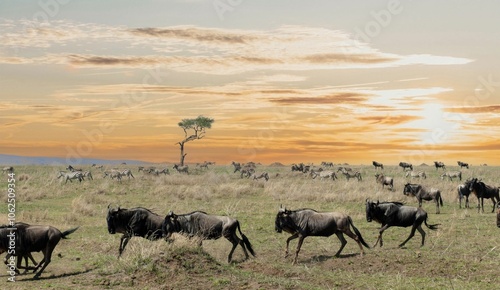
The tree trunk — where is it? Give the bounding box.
[179,142,187,166]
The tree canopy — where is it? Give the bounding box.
[176,115,214,165]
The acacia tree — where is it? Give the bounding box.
[176,115,214,166]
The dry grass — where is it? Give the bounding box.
[0,164,499,289]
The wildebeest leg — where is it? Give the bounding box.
[334,232,347,257]
[285,233,299,258]
[34,246,54,279]
[293,236,305,265]
[399,224,418,248]
[435,198,440,214]
[374,224,390,247]
[119,234,130,257]
[416,225,426,246]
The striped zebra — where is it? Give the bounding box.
[103,170,122,182]
[57,171,83,184]
[405,171,427,179]
[441,171,462,181]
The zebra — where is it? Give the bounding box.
[311,170,338,181]
[339,168,362,181]
[173,164,189,174]
[103,170,122,182]
[81,171,93,180]
[405,171,427,179]
[2,166,14,173]
[119,169,135,179]
[153,168,170,176]
[441,171,462,181]
[252,172,269,181]
[57,171,83,184]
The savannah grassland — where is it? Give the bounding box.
[0,163,499,290]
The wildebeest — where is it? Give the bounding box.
[405,170,426,179]
[66,165,82,172]
[457,184,471,209]
[434,161,446,171]
[57,171,83,184]
[119,169,135,179]
[457,161,469,169]
[399,162,413,171]
[0,222,78,279]
[106,205,165,257]
[497,202,500,228]
[2,166,14,173]
[403,183,443,214]
[375,173,393,190]
[0,223,38,274]
[275,207,369,265]
[365,200,439,248]
[153,168,170,176]
[232,161,242,173]
[372,161,384,170]
[321,161,334,167]
[162,211,255,263]
[173,164,189,174]
[441,171,462,181]
[240,167,255,178]
[465,178,500,213]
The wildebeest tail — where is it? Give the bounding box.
[61,226,80,239]
[424,218,439,230]
[348,217,370,249]
[237,222,256,257]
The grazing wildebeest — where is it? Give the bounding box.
[275,207,370,265]
[1,222,78,279]
[457,161,469,169]
[457,184,471,209]
[311,170,337,181]
[57,171,83,184]
[162,211,255,263]
[66,165,82,172]
[497,202,500,228]
[372,161,384,170]
[441,171,462,181]
[173,164,189,174]
[403,183,443,214]
[340,168,362,181]
[365,200,439,248]
[399,162,413,171]
[375,173,393,190]
[106,205,165,257]
[232,161,242,173]
[465,178,500,213]
[253,171,269,181]
[434,161,446,171]
[2,166,14,173]
[0,223,38,274]
[405,170,426,179]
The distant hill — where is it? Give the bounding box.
[0,154,149,166]
[419,163,429,166]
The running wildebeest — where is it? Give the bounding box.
[441,171,462,181]
[162,211,255,263]
[465,178,500,213]
[403,183,443,214]
[0,223,38,275]
[375,173,393,190]
[275,206,370,265]
[372,161,384,170]
[434,161,446,171]
[405,170,427,179]
[457,161,469,169]
[365,200,439,248]
[0,222,78,279]
[399,162,413,171]
[106,205,165,257]
[457,184,471,209]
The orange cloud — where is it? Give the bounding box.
[269,92,367,105]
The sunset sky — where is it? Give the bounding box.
[1,0,499,166]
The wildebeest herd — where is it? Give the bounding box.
[1,161,499,280]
